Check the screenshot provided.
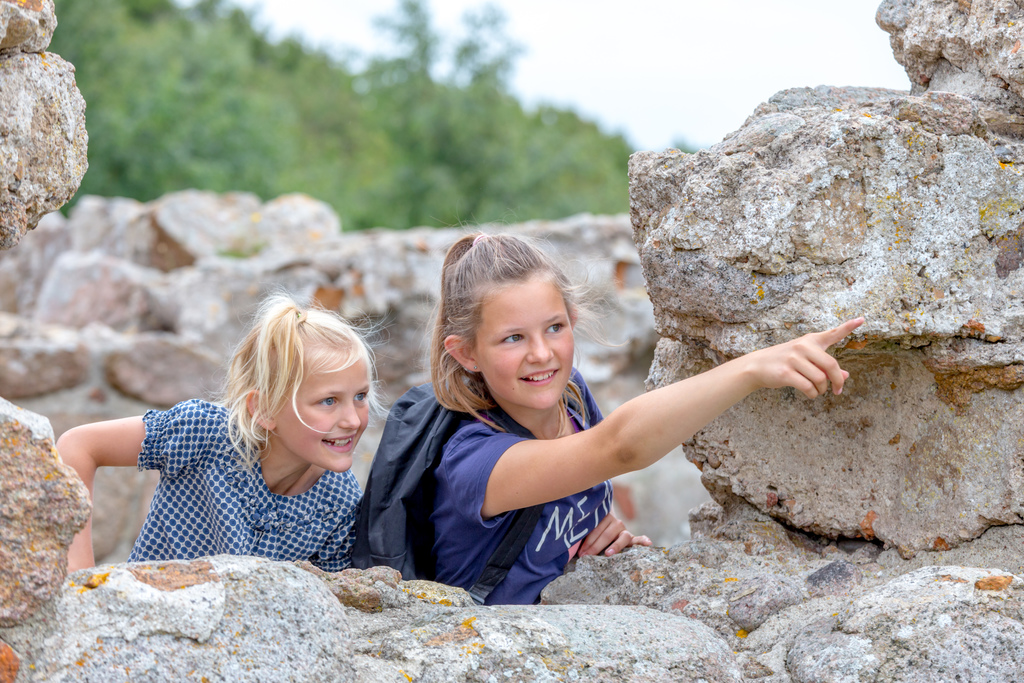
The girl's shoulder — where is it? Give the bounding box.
[140,399,233,477]
[145,399,229,432]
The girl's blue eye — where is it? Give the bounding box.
[320,397,336,406]
[355,392,367,403]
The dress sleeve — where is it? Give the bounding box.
[139,399,230,479]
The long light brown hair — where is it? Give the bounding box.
[430,233,586,431]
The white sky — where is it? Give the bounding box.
[228,0,911,151]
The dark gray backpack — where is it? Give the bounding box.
[350,383,542,604]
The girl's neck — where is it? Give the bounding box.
[498,400,571,440]
[259,456,324,496]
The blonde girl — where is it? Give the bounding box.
[61,294,379,572]
[427,233,862,604]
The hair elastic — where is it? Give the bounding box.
[472,233,488,247]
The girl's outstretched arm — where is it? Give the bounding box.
[57,417,148,572]
[482,318,865,517]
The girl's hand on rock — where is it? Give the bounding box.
[578,511,653,558]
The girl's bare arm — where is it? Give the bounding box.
[482,318,864,517]
[57,417,148,572]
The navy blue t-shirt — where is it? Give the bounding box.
[431,374,614,604]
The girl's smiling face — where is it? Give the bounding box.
[453,276,575,435]
[261,353,370,476]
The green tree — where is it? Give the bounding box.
[50,0,636,230]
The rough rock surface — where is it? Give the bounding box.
[630,79,1024,556]
[0,50,87,250]
[1,556,356,682]
[0,0,55,54]
[878,0,1024,115]
[0,397,88,627]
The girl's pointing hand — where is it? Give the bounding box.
[745,317,865,399]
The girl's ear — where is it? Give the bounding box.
[247,390,275,431]
[444,335,477,373]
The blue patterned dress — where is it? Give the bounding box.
[127,399,361,572]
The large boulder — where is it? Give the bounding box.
[0,211,70,314]
[0,313,88,399]
[0,0,55,54]
[0,397,88,627]
[1,556,356,681]
[630,83,1024,556]
[877,0,1024,115]
[0,50,87,250]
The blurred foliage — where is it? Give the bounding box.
[50,0,635,230]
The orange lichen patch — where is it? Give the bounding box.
[9,0,45,11]
[975,575,1013,591]
[932,537,951,551]
[671,599,689,612]
[889,433,901,445]
[736,629,749,638]
[77,572,110,593]
[938,574,968,583]
[312,286,344,312]
[127,560,220,591]
[964,319,986,336]
[423,619,480,646]
[860,510,879,541]
[844,339,869,350]
[0,640,20,683]
[927,364,1024,413]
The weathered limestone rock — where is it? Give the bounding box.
[0,397,88,627]
[356,602,743,682]
[541,535,1024,679]
[0,51,87,250]
[104,333,223,408]
[143,190,343,265]
[0,313,88,399]
[631,83,1024,556]
[1,556,356,682]
[0,0,55,54]
[0,210,69,314]
[877,0,1024,115]
[787,566,1024,682]
[33,251,169,332]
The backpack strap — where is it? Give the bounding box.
[468,503,543,604]
[465,401,580,604]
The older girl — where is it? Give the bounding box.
[61,294,379,572]
[428,233,862,604]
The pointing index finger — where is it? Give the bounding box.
[818,317,865,349]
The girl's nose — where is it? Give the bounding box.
[527,337,554,363]
[337,401,362,429]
